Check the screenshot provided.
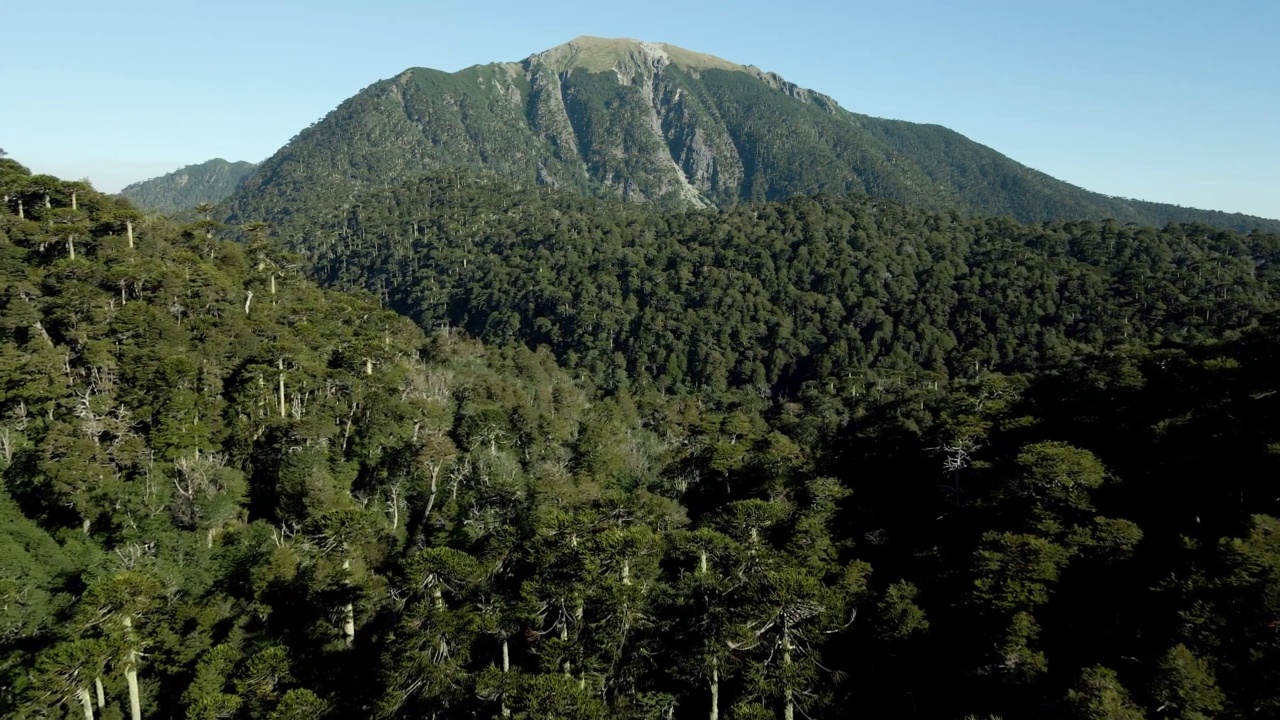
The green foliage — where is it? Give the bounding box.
[120,159,257,216]
[1151,644,1226,720]
[1064,666,1147,720]
[287,174,1280,398]
[6,157,1280,720]
[269,689,329,720]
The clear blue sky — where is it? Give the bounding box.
[2,0,1277,218]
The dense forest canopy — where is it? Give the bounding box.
[4,153,1280,720]
[120,160,258,216]
[290,172,1280,395]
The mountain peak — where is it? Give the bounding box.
[531,36,744,74]
[226,41,1280,234]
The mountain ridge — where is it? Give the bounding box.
[121,157,257,214]
[223,37,1280,233]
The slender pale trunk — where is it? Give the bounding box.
[423,467,439,523]
[277,358,286,419]
[244,291,253,315]
[500,635,511,717]
[71,192,77,211]
[389,486,399,530]
[123,616,142,720]
[126,220,134,248]
[709,660,719,720]
[95,677,106,709]
[270,274,276,295]
[78,686,95,720]
[68,235,76,260]
[16,199,23,219]
[341,405,355,452]
[621,559,630,585]
[342,558,355,647]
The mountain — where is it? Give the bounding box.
[226,36,1280,233]
[121,157,256,214]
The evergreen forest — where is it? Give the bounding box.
[4,147,1280,720]
[120,161,258,217]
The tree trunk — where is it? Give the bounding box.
[124,616,142,720]
[95,676,105,709]
[244,290,253,316]
[270,274,276,295]
[125,666,141,720]
[277,359,286,419]
[501,636,512,717]
[423,468,439,524]
[68,235,76,260]
[79,686,95,720]
[341,405,355,452]
[126,220,134,248]
[388,486,399,531]
[561,614,571,678]
[709,659,719,720]
[342,558,356,647]
[71,191,77,211]
[16,199,23,219]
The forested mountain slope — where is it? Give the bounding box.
[6,158,1280,720]
[225,37,1280,234]
[292,172,1280,394]
[121,159,257,215]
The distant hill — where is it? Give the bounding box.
[122,158,256,214]
[225,36,1280,233]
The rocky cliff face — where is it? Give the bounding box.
[224,37,1280,234]
[524,38,744,207]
